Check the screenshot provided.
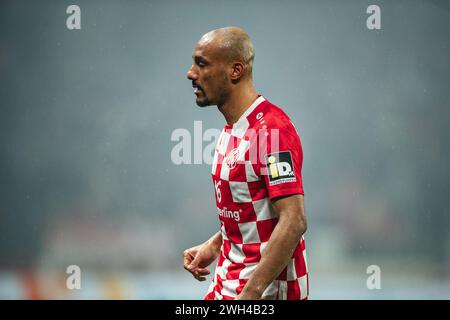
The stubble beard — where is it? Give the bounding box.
[196,95,210,107]
[196,75,229,108]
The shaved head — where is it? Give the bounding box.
[187,27,257,109]
[199,27,255,77]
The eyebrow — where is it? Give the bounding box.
[193,55,209,64]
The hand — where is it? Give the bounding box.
[183,242,218,281]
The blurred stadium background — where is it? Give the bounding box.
[0,0,449,299]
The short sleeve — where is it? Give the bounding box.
[258,123,304,200]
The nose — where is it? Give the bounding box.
[187,64,197,81]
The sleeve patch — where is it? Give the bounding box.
[265,151,296,185]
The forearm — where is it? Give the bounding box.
[204,231,223,255]
[241,215,305,298]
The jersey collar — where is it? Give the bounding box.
[227,95,266,130]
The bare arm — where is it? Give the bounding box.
[237,194,307,299]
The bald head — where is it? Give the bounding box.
[199,27,255,77]
[187,27,257,108]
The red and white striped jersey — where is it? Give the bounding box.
[204,96,308,300]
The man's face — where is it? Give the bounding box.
[186,40,230,107]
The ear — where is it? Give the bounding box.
[230,62,245,81]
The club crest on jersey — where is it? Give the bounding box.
[225,148,240,170]
[265,151,296,185]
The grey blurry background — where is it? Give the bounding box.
[0,0,449,299]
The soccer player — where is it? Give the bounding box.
[183,27,308,300]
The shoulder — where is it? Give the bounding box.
[247,98,299,137]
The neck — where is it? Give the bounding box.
[217,82,258,125]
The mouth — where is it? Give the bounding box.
[192,83,203,96]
